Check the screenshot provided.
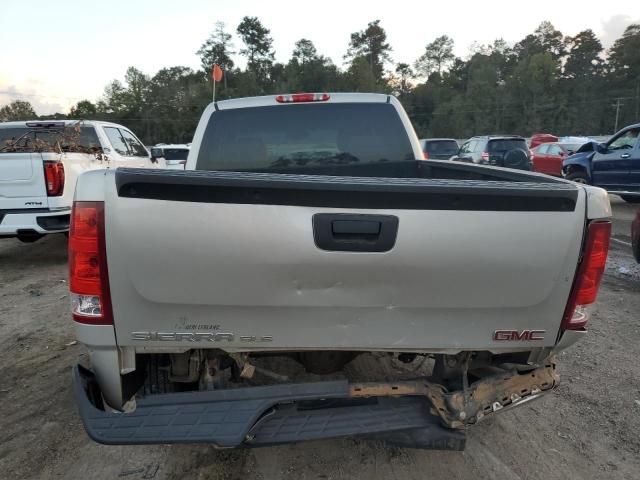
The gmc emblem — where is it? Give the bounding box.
[493,330,545,341]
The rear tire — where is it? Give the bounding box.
[503,149,531,171]
[620,195,640,204]
[565,171,590,184]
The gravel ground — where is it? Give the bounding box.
[0,197,639,480]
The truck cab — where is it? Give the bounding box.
[563,123,640,202]
[0,120,152,242]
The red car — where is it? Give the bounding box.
[632,209,640,263]
[529,133,558,149]
[531,142,583,177]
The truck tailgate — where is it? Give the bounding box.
[0,153,48,209]
[105,169,585,351]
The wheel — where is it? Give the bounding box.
[620,195,640,204]
[503,149,531,171]
[565,171,589,184]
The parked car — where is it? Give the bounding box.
[0,120,152,242]
[69,92,611,450]
[150,143,190,170]
[453,135,532,171]
[562,123,640,203]
[419,138,458,160]
[530,133,558,148]
[531,142,586,177]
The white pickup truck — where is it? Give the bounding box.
[150,143,191,170]
[70,93,612,450]
[0,120,151,242]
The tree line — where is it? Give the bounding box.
[1,18,639,144]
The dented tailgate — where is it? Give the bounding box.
[102,168,586,353]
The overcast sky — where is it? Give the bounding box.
[0,0,637,115]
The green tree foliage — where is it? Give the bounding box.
[393,63,414,96]
[0,100,36,121]
[564,29,603,79]
[292,39,318,64]
[197,22,235,74]
[510,53,559,132]
[415,35,455,78]
[285,39,340,92]
[514,21,565,62]
[345,56,379,92]
[345,20,392,82]
[608,24,640,80]
[560,30,605,133]
[69,100,98,118]
[15,17,639,144]
[237,16,275,88]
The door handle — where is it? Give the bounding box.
[620,153,631,159]
[313,214,398,252]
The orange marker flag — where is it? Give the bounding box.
[212,64,223,102]
[212,64,223,82]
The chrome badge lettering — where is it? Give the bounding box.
[493,330,545,341]
[131,331,273,343]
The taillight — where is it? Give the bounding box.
[276,93,330,103]
[562,221,611,331]
[68,201,113,325]
[44,161,65,196]
[481,152,489,162]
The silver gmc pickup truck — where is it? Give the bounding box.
[69,93,612,450]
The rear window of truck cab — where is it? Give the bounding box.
[196,103,415,171]
[0,125,101,153]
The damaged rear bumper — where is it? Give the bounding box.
[72,358,558,449]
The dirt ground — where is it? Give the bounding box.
[1,197,639,480]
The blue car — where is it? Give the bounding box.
[562,123,640,203]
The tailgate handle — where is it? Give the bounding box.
[332,220,381,236]
[313,214,398,252]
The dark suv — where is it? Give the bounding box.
[419,138,459,160]
[453,135,532,171]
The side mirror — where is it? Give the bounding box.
[150,147,164,158]
[596,143,608,154]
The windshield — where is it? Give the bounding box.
[425,140,458,156]
[163,148,189,160]
[488,139,527,153]
[608,128,640,150]
[196,103,415,172]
